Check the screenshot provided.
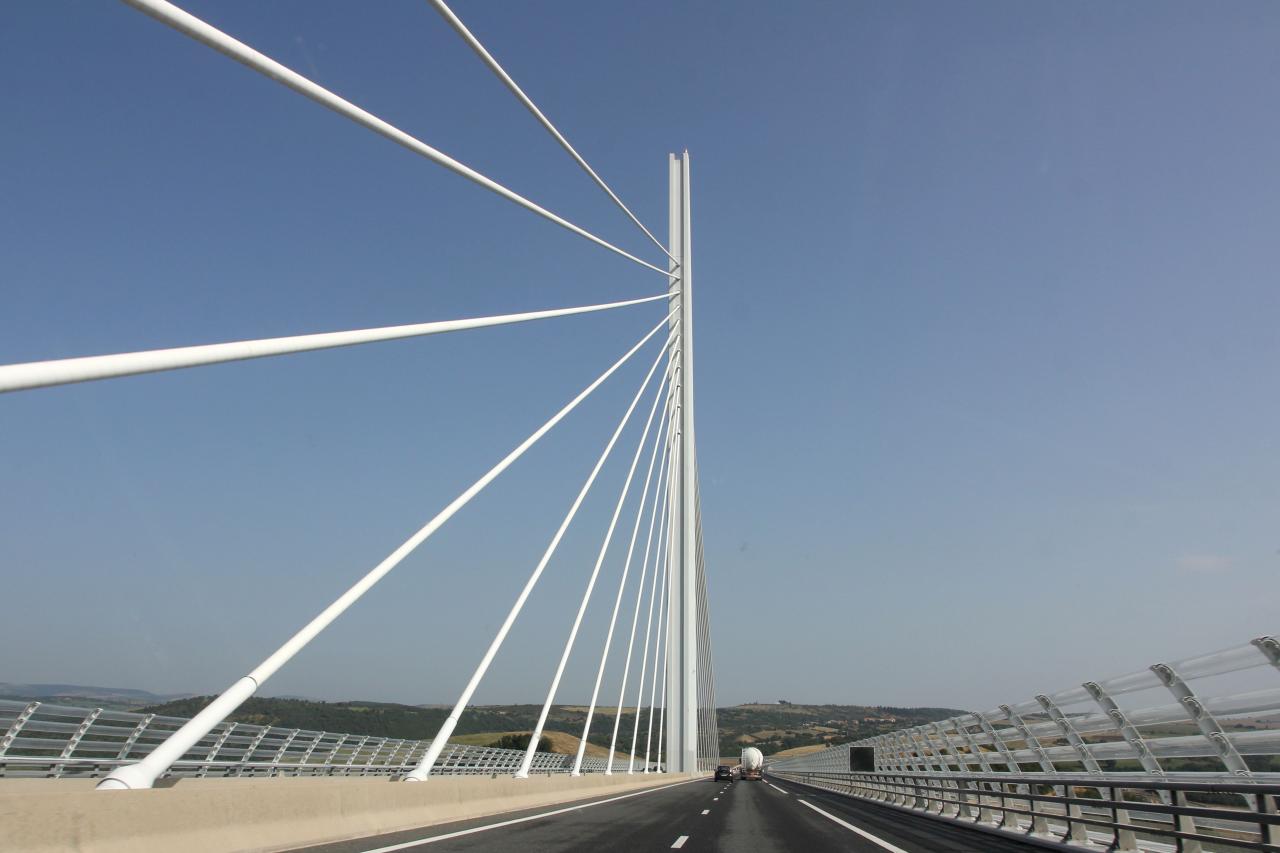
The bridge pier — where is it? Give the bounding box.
[665,151,700,775]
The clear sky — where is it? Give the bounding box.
[2,1,1277,712]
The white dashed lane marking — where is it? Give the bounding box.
[701,809,710,815]
[671,835,689,849]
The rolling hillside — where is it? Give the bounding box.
[6,688,968,760]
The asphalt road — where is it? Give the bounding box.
[296,773,1046,853]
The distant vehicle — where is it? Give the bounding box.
[714,764,733,781]
[740,746,763,781]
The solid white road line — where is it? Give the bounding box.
[356,779,698,852]
[671,835,689,849]
[766,783,788,795]
[796,799,911,853]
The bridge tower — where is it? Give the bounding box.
[666,151,699,774]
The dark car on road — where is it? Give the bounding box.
[714,764,733,781]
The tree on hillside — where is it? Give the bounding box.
[489,733,552,753]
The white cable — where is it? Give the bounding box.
[648,511,674,773]
[516,330,674,778]
[0,293,669,394]
[642,440,677,772]
[97,309,674,791]
[121,0,674,277]
[628,436,672,772]
[569,365,673,774]
[654,463,677,774]
[427,0,674,264]
[601,389,673,772]
[406,318,677,781]
[656,596,671,772]
[615,409,671,771]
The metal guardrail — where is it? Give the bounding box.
[768,634,1280,850]
[0,700,637,779]
[768,770,1280,852]
[771,635,1280,780]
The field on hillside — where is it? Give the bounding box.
[717,702,966,757]
[448,730,610,758]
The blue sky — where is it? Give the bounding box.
[2,1,1277,712]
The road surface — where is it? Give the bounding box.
[296,773,1043,852]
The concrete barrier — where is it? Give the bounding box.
[0,772,695,853]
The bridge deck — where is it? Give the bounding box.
[298,774,1042,853]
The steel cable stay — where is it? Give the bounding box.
[427,0,675,265]
[643,444,677,772]
[405,318,678,780]
[629,444,673,771]
[95,309,676,791]
[518,360,678,777]
[122,0,675,278]
[652,524,674,773]
[648,594,670,772]
[575,382,676,774]
[614,413,673,771]
[0,293,670,394]
[694,481,718,769]
[605,425,672,771]
[568,369,676,774]
[4,0,717,795]
[691,469,715,769]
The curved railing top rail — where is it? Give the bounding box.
[769,633,1280,781]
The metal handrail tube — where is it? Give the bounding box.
[95,311,676,791]
[0,293,670,394]
[771,769,1280,851]
[121,0,674,277]
[427,0,674,264]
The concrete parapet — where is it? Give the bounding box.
[0,772,692,852]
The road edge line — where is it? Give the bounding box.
[356,778,700,852]
[795,798,912,853]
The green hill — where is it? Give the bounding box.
[140,697,543,740]
[138,696,967,760]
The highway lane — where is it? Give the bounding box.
[296,773,1043,852]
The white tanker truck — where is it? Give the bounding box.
[739,746,763,781]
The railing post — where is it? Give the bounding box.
[51,707,101,778]
[1001,782,1021,831]
[1112,786,1139,852]
[1151,663,1251,776]
[1037,693,1099,843]
[116,713,155,765]
[1172,789,1203,853]
[237,724,272,777]
[197,722,237,778]
[1260,789,1280,847]
[269,728,299,776]
[1,701,40,760]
